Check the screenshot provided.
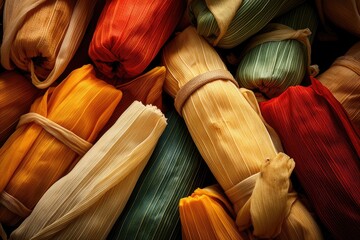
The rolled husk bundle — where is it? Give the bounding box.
[0,64,122,226]
[1,0,98,89]
[315,0,360,37]
[88,0,185,81]
[188,0,305,48]
[99,66,166,137]
[162,26,322,239]
[9,101,166,240]
[318,41,360,135]
[108,109,213,240]
[0,71,39,146]
[179,185,244,240]
[259,77,360,240]
[235,2,318,98]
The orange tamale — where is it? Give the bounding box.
[0,64,122,226]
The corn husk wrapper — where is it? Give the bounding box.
[0,64,122,226]
[162,26,322,239]
[1,0,98,89]
[318,41,360,135]
[260,77,360,240]
[236,2,318,98]
[88,0,185,81]
[315,0,360,37]
[0,71,39,146]
[108,109,212,240]
[179,184,244,240]
[9,101,166,240]
[188,0,305,48]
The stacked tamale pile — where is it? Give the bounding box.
[0,0,359,240]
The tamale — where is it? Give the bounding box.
[9,101,166,240]
[180,185,244,240]
[318,41,360,134]
[236,2,318,98]
[0,64,122,226]
[189,0,305,48]
[260,77,360,240]
[1,0,97,89]
[88,0,185,81]
[161,26,322,239]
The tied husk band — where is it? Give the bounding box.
[17,113,92,156]
[0,192,31,219]
[174,69,239,116]
[0,112,92,220]
[204,0,243,46]
[240,23,318,76]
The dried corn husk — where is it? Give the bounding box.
[161,26,322,239]
[260,77,360,240]
[108,109,212,240]
[9,101,166,240]
[179,185,243,240]
[0,64,122,226]
[88,0,185,81]
[1,0,97,89]
[236,2,318,98]
[318,41,360,134]
[315,0,360,37]
[188,0,305,48]
[0,71,39,146]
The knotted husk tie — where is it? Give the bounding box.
[203,0,243,46]
[162,26,323,239]
[235,2,319,98]
[188,0,306,48]
[260,77,360,240]
[234,153,297,237]
[108,110,213,240]
[9,101,167,240]
[88,0,185,81]
[0,71,39,146]
[318,41,360,135]
[1,0,97,89]
[0,64,122,227]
